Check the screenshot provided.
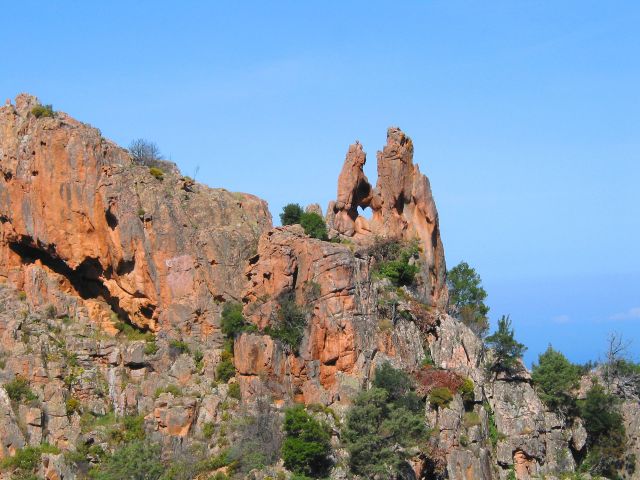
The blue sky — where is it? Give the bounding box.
[2,1,638,365]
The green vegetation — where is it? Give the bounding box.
[153,384,182,398]
[114,320,154,342]
[280,203,304,226]
[264,294,307,351]
[446,261,490,336]
[216,350,236,383]
[281,404,331,478]
[228,382,241,400]
[463,411,482,428]
[300,212,328,240]
[169,339,190,354]
[89,440,163,480]
[459,377,475,402]
[428,386,453,409]
[220,302,255,338]
[532,345,580,414]
[578,382,631,478]
[144,341,159,355]
[66,397,81,416]
[343,363,427,477]
[484,315,527,375]
[31,104,54,118]
[4,376,37,403]
[149,167,164,180]
[278,204,328,240]
[1,443,59,479]
[371,240,420,287]
[483,402,504,447]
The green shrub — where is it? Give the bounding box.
[221,302,253,338]
[447,261,490,336]
[202,421,215,438]
[300,212,328,240]
[429,386,453,409]
[1,443,59,477]
[484,315,527,375]
[216,357,235,383]
[169,339,190,354]
[149,167,164,180]
[343,386,427,477]
[144,341,159,355]
[459,378,475,402]
[578,382,628,477]
[31,104,54,118]
[154,384,182,398]
[372,241,420,287]
[18,291,27,301]
[281,405,331,477]
[280,203,304,226]
[66,397,81,416]
[483,402,504,447]
[114,321,154,342]
[532,345,580,414]
[228,382,241,400]
[264,294,307,351]
[89,440,163,480]
[4,376,37,402]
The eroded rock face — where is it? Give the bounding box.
[0,94,272,335]
[327,128,447,308]
[238,225,427,405]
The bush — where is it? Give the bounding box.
[1,443,59,477]
[532,345,580,414]
[459,378,475,402]
[154,384,182,398]
[169,339,190,354]
[216,357,235,383]
[221,302,253,338]
[228,383,241,400]
[149,167,164,180]
[579,382,628,477]
[66,397,81,416]
[31,104,54,118]
[129,139,163,166]
[4,376,37,403]
[372,241,420,287]
[343,386,427,478]
[144,341,159,355]
[429,387,453,409]
[90,440,163,480]
[484,315,527,375]
[300,212,328,240]
[447,261,490,336]
[265,294,307,351]
[281,405,331,478]
[372,362,421,411]
[280,203,304,226]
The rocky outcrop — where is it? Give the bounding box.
[1,95,631,480]
[238,225,428,405]
[327,128,447,309]
[0,94,271,335]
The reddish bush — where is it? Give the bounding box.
[414,365,464,397]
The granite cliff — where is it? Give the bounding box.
[0,95,636,480]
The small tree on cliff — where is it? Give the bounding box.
[532,345,580,414]
[446,261,490,336]
[129,139,163,166]
[280,203,303,226]
[484,315,527,375]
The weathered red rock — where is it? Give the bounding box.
[327,127,448,308]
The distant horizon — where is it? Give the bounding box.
[2,1,638,366]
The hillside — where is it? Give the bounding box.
[0,94,637,480]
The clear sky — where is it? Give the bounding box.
[2,1,638,365]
